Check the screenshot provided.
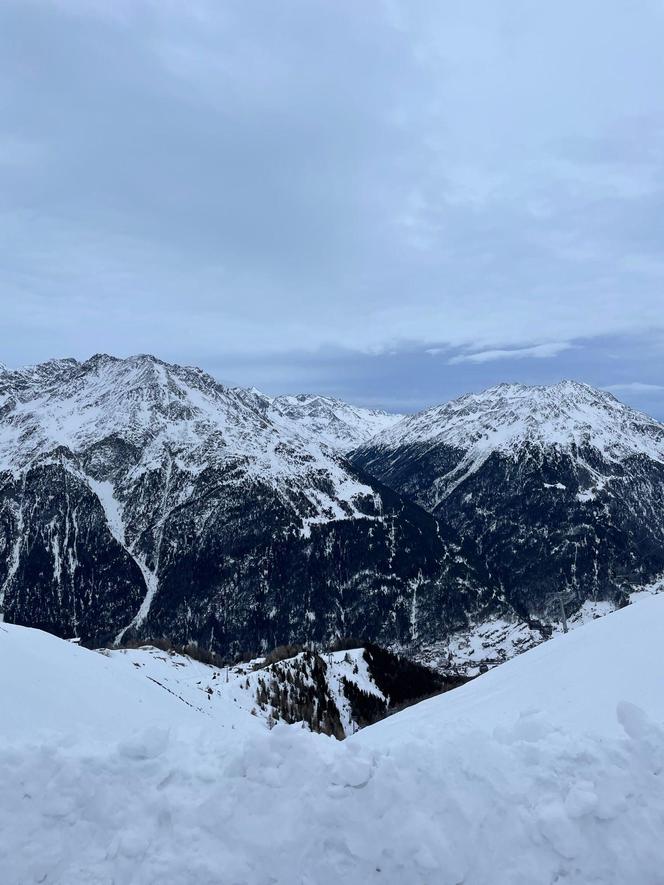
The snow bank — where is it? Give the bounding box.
[2,598,664,884]
[0,623,225,742]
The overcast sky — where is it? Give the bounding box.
[2,0,664,415]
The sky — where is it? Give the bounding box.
[1,0,664,416]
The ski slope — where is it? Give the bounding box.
[1,597,664,884]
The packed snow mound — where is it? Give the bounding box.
[359,379,664,461]
[2,595,664,883]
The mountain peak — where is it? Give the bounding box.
[268,392,403,451]
[359,380,664,463]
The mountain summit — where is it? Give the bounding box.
[351,380,664,619]
[0,354,487,653]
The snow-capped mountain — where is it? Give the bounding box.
[351,381,664,620]
[269,393,403,451]
[231,388,403,451]
[0,354,488,652]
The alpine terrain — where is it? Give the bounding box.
[351,380,664,623]
[0,355,489,654]
[233,388,403,451]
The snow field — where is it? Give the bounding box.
[2,701,663,884]
[2,595,664,884]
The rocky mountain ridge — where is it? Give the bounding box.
[351,380,664,621]
[0,354,489,654]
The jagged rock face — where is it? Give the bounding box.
[351,381,664,620]
[0,455,145,643]
[0,355,488,653]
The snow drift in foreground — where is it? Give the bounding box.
[2,597,664,884]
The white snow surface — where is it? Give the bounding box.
[268,393,403,451]
[0,623,213,742]
[2,595,664,884]
[360,379,664,462]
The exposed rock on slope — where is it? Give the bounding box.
[351,381,664,620]
[0,355,489,653]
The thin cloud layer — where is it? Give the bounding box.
[605,383,664,394]
[448,343,573,365]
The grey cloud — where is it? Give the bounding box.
[1,0,663,405]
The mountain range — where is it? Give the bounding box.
[0,354,487,655]
[1,355,663,660]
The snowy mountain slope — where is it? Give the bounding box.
[0,622,216,742]
[2,589,663,884]
[411,573,664,677]
[103,644,389,738]
[111,640,452,737]
[0,354,490,653]
[352,380,664,619]
[362,592,664,744]
[231,387,403,450]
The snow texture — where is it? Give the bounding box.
[362,380,664,464]
[2,593,664,884]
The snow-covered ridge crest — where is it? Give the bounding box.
[361,380,664,462]
[0,353,370,492]
[269,393,403,451]
[0,354,384,634]
[231,387,403,451]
